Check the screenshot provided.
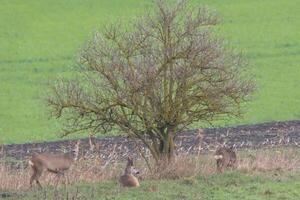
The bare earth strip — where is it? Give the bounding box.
[1,120,300,167]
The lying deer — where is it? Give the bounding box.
[28,141,80,188]
[119,157,140,187]
[214,146,237,173]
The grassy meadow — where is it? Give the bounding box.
[1,0,300,143]
[15,172,300,200]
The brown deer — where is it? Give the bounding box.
[119,157,140,187]
[28,141,80,188]
[214,146,237,173]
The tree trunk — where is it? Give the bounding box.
[158,133,175,162]
[142,128,176,164]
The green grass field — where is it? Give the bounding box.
[1,0,300,144]
[9,172,300,199]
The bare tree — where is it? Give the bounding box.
[47,0,255,162]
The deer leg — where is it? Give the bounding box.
[35,169,43,189]
[30,172,42,189]
[29,165,37,188]
[29,172,36,188]
[30,167,42,189]
[216,159,223,173]
[61,172,68,188]
[53,171,65,188]
[232,158,237,169]
[54,173,60,188]
[228,158,236,170]
[36,180,42,189]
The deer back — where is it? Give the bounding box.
[119,174,140,187]
[32,152,74,172]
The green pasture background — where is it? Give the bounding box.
[1,0,300,144]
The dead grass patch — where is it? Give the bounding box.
[1,147,300,190]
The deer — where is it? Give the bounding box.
[119,157,140,187]
[28,141,80,188]
[214,146,237,173]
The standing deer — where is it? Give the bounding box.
[119,157,140,187]
[28,141,80,188]
[214,146,237,173]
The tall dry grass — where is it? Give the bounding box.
[238,148,300,173]
[1,148,300,191]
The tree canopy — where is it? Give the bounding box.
[47,0,255,161]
